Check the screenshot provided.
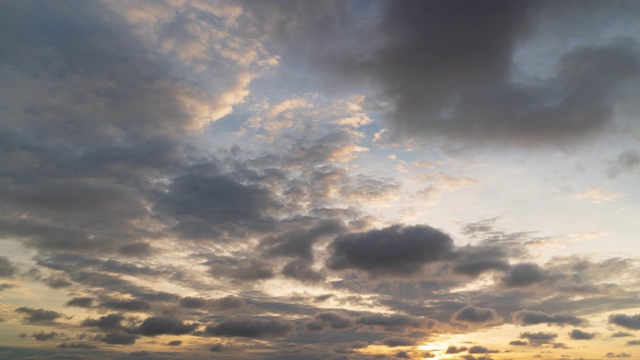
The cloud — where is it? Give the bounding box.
[179,296,208,309]
[95,332,139,345]
[509,340,527,346]
[502,263,548,287]
[314,312,354,330]
[612,332,633,337]
[628,340,640,346]
[282,260,325,283]
[468,346,499,354]
[327,224,454,277]
[609,313,640,329]
[326,1,640,146]
[205,318,295,338]
[166,340,182,346]
[15,307,66,324]
[81,314,127,331]
[519,332,558,345]
[512,310,585,326]
[136,316,198,336]
[446,346,468,354]
[451,305,499,324]
[64,297,94,308]
[568,329,596,340]
[99,299,151,312]
[606,353,632,358]
[31,331,61,341]
[154,171,279,240]
[608,149,640,177]
[58,342,97,349]
[210,343,224,352]
[382,337,414,347]
[356,314,424,330]
[0,257,16,277]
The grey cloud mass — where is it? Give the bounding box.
[568,329,597,340]
[327,0,640,146]
[451,305,499,324]
[609,313,640,329]
[327,225,454,276]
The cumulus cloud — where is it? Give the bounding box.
[15,307,66,324]
[64,297,94,308]
[446,346,468,354]
[609,313,640,329]
[512,309,585,326]
[568,329,596,340]
[382,337,414,347]
[502,263,548,287]
[451,305,499,324]
[327,225,454,277]
[519,331,558,345]
[135,316,198,336]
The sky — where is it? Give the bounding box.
[1,0,640,359]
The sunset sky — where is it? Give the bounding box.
[1,1,640,359]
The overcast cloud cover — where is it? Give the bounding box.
[1,1,640,359]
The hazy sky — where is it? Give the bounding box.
[1,1,640,359]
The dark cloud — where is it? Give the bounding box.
[0,283,16,291]
[451,305,499,324]
[502,263,548,287]
[154,172,279,240]
[553,342,570,349]
[519,331,557,345]
[118,242,153,257]
[0,257,16,277]
[65,297,94,308]
[99,299,151,312]
[314,312,355,330]
[96,332,138,345]
[611,331,633,337]
[15,307,66,324]
[166,340,182,346]
[395,351,410,359]
[81,314,126,331]
[382,337,414,347]
[208,258,275,282]
[179,296,207,309]
[356,314,424,330]
[327,1,640,146]
[512,309,585,326]
[468,346,498,354]
[209,343,224,352]
[32,331,60,341]
[327,225,454,277]
[446,346,467,354]
[205,318,296,338]
[282,260,325,282]
[606,353,632,358]
[568,329,596,340]
[509,340,527,346]
[609,313,640,329]
[628,340,640,346]
[608,149,640,177]
[136,316,198,336]
[58,342,97,349]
